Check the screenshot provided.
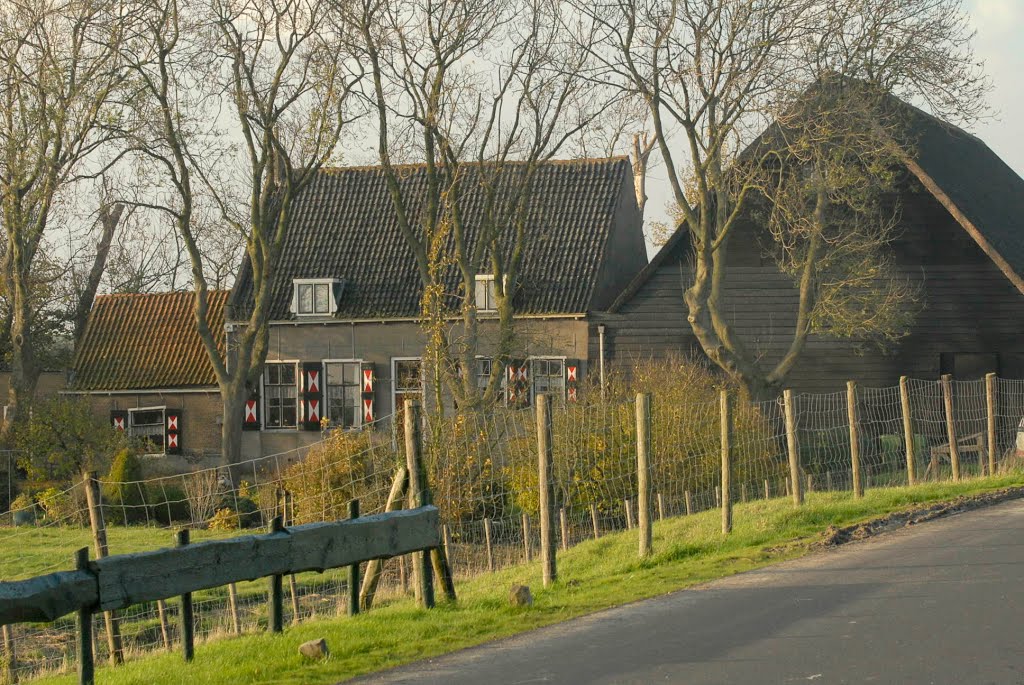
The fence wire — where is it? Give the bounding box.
[2,375,1023,682]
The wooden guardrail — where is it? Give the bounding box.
[0,505,440,683]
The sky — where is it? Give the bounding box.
[642,0,1024,255]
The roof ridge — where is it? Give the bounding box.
[319,156,630,175]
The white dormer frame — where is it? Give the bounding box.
[474,274,508,313]
[291,278,342,316]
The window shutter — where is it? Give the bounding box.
[165,409,183,455]
[361,362,375,426]
[111,409,127,432]
[301,362,323,431]
[243,385,260,431]
[565,359,581,403]
[506,359,530,407]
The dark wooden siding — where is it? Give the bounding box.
[605,181,1024,393]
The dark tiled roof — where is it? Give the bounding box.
[72,291,227,390]
[610,94,1024,311]
[230,158,636,320]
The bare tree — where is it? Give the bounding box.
[348,0,606,413]
[575,0,988,398]
[126,0,361,462]
[0,0,128,427]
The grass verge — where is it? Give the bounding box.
[30,474,1024,685]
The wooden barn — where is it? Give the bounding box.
[600,101,1024,393]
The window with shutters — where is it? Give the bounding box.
[530,358,565,403]
[476,357,493,392]
[292,278,342,316]
[324,360,362,429]
[129,407,165,451]
[264,362,298,428]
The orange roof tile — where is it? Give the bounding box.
[71,291,227,390]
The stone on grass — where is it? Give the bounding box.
[299,638,330,660]
[509,584,533,607]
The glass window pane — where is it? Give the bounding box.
[344,363,359,385]
[298,284,313,313]
[314,283,330,313]
[281,365,296,385]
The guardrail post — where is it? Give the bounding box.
[348,500,360,616]
[75,547,94,685]
[268,516,284,633]
[2,623,14,685]
[174,530,194,661]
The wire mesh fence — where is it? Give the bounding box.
[2,374,1022,681]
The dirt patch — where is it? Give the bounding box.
[817,485,1024,548]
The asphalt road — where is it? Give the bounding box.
[350,498,1024,685]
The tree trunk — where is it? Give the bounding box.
[4,280,36,441]
[221,379,246,465]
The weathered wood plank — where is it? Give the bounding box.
[0,570,97,624]
[94,506,439,612]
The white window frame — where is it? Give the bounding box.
[391,357,424,414]
[474,274,509,313]
[128,405,166,454]
[528,356,567,404]
[322,358,363,430]
[262,360,300,430]
[291,278,342,317]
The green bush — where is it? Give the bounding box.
[213,495,261,528]
[148,485,190,525]
[36,486,86,526]
[104,449,149,524]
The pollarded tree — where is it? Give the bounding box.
[0,0,129,427]
[125,0,362,462]
[574,0,988,399]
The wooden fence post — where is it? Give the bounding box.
[522,513,532,562]
[442,525,454,571]
[175,530,194,660]
[899,376,916,486]
[76,547,93,685]
[348,499,360,616]
[714,487,721,508]
[624,499,634,530]
[360,466,408,611]
[763,479,770,499]
[156,599,172,647]
[1,623,14,685]
[720,390,733,534]
[941,374,961,482]
[657,493,665,521]
[590,504,600,539]
[559,509,568,551]
[636,393,653,558]
[986,373,998,476]
[404,400,434,609]
[783,389,803,506]
[83,471,123,665]
[484,518,495,572]
[268,516,284,633]
[225,587,239,636]
[740,484,747,503]
[684,491,693,515]
[536,394,556,587]
[847,381,864,498]
[806,474,813,494]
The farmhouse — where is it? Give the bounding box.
[227,158,647,459]
[601,100,1024,393]
[67,291,229,468]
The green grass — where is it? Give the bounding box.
[25,474,1024,685]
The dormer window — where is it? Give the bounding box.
[475,274,504,313]
[292,278,342,316]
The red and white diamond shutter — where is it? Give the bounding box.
[360,362,375,425]
[565,359,581,403]
[242,385,260,431]
[302,362,323,431]
[506,359,530,407]
[165,409,183,455]
[110,409,128,432]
